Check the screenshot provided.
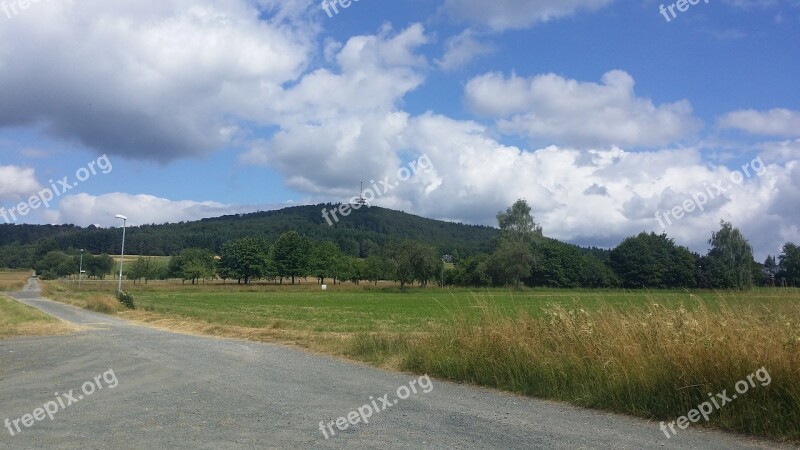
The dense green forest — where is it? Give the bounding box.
[0,204,497,259]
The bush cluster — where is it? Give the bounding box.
[116,290,135,309]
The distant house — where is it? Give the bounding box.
[442,254,453,264]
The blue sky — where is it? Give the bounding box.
[0,0,798,259]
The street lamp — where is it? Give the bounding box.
[115,214,127,296]
[78,249,84,290]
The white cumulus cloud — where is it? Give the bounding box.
[55,193,283,227]
[0,165,42,200]
[441,0,615,31]
[0,0,314,161]
[465,70,703,148]
[435,29,495,71]
[719,108,800,137]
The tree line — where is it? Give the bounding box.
[447,201,799,289]
[11,200,800,289]
[125,231,443,288]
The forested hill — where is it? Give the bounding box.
[0,204,499,258]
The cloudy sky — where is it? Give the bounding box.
[0,0,798,259]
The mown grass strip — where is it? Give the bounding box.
[0,295,75,339]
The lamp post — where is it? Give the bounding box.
[115,214,127,296]
[78,249,84,290]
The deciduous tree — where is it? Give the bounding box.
[271,231,311,284]
[218,237,271,284]
[169,248,215,285]
[779,242,800,286]
[310,241,342,285]
[128,256,159,284]
[609,232,695,288]
[492,199,541,288]
[706,221,755,290]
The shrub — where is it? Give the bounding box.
[116,290,135,309]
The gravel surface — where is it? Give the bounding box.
[0,278,793,449]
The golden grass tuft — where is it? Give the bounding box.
[85,295,126,314]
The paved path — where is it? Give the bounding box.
[0,279,792,449]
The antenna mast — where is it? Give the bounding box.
[355,182,367,205]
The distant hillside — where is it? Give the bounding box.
[0,204,499,258]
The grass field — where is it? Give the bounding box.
[42,279,800,442]
[111,255,172,265]
[0,295,75,339]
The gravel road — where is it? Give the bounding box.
[0,278,792,449]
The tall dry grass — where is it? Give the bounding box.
[39,282,125,313]
[85,295,126,313]
[348,293,800,441]
[0,270,32,291]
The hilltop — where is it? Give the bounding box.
[0,204,499,258]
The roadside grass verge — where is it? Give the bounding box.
[0,270,32,291]
[346,293,800,442]
[39,280,800,441]
[41,283,126,313]
[0,295,75,338]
